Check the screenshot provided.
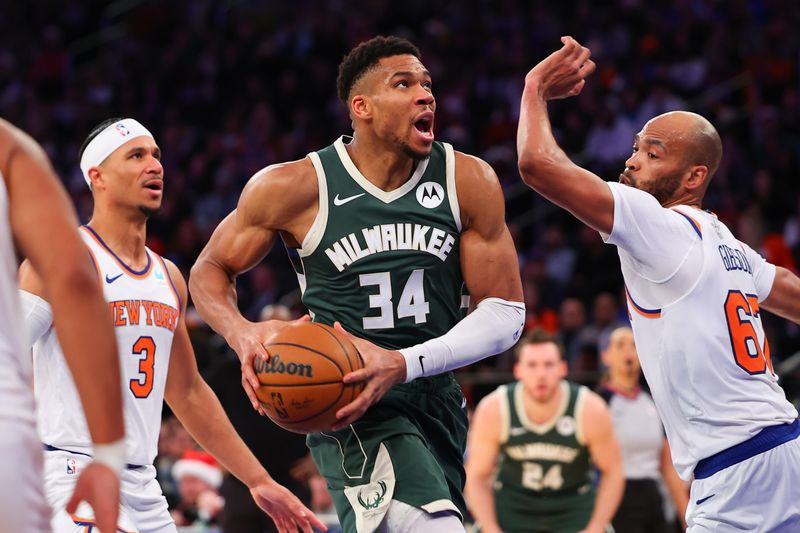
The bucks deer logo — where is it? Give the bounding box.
[357,480,387,510]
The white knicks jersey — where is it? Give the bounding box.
[34,225,180,466]
[603,182,797,480]
[0,173,37,422]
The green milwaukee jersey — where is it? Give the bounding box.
[291,135,466,349]
[493,380,595,533]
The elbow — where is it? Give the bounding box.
[517,152,560,188]
[187,262,202,296]
[517,156,540,186]
[188,256,215,297]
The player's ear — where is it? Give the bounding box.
[686,165,708,191]
[87,167,104,191]
[351,94,372,120]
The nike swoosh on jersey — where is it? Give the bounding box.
[333,193,366,206]
[105,273,123,284]
[509,427,528,436]
[695,494,716,505]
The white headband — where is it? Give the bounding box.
[80,118,154,187]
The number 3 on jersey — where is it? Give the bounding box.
[360,269,429,329]
[130,336,156,398]
[724,290,773,375]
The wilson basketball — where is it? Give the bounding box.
[254,322,364,434]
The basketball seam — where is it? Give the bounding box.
[264,341,345,375]
[310,322,364,372]
[259,325,362,432]
[308,324,364,405]
[258,383,347,425]
[258,380,342,387]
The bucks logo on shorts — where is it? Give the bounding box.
[357,480,388,510]
[343,444,396,533]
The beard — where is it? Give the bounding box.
[402,144,430,161]
[624,168,683,205]
[392,132,431,161]
[400,141,431,161]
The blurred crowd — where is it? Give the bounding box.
[5,0,800,529]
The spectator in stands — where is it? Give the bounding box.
[171,450,225,527]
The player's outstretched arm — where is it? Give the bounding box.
[189,160,316,414]
[517,36,615,235]
[579,392,624,533]
[165,260,326,533]
[331,153,524,429]
[3,119,124,533]
[464,391,505,533]
[762,266,800,324]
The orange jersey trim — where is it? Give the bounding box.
[625,286,661,319]
[670,207,702,239]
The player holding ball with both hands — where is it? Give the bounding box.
[191,35,525,533]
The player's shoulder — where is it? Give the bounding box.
[475,386,505,415]
[452,151,504,227]
[156,256,188,302]
[453,151,498,186]
[245,158,316,197]
[239,157,317,227]
[157,256,184,280]
[577,386,611,417]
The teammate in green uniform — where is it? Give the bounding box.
[190,36,525,533]
[465,329,623,533]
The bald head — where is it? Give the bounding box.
[646,111,722,179]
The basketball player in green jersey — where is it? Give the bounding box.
[465,329,623,533]
[190,36,525,533]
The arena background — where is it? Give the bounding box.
[7,0,800,531]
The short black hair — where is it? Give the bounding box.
[514,328,565,362]
[336,36,421,105]
[79,117,124,161]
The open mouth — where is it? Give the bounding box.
[413,113,434,139]
[143,180,163,192]
[619,173,630,185]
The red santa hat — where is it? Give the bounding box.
[172,450,223,489]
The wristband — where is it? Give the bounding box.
[92,438,126,475]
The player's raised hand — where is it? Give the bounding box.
[331,322,406,430]
[228,315,311,415]
[249,478,327,533]
[65,463,120,533]
[525,36,595,101]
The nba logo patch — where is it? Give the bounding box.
[115,123,131,137]
[66,458,77,475]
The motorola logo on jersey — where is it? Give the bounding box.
[416,182,444,208]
